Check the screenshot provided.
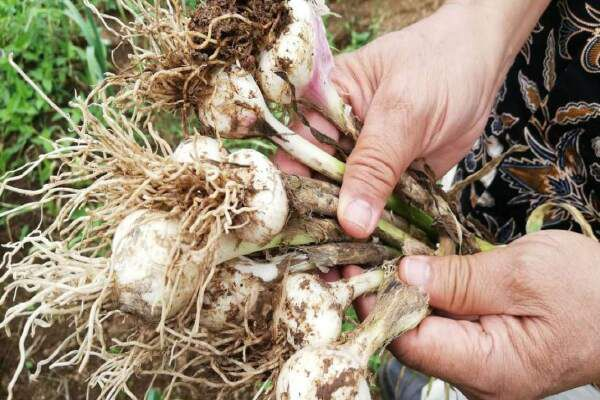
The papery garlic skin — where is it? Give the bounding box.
[200,67,260,138]
[202,258,269,329]
[228,149,289,245]
[276,346,371,400]
[173,136,226,163]
[258,0,313,103]
[111,210,203,319]
[281,273,353,347]
[281,270,384,347]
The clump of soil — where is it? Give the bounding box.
[188,0,291,73]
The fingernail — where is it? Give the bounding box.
[342,198,376,233]
[400,257,431,289]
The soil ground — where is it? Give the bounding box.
[0,0,441,398]
[328,0,442,46]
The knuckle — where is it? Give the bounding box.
[372,95,412,117]
[346,145,400,199]
[435,255,473,312]
[448,255,476,312]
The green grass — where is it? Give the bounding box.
[343,306,384,376]
[145,388,164,400]
[0,0,115,230]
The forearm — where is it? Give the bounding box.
[444,0,552,69]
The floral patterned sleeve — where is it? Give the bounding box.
[455,0,600,243]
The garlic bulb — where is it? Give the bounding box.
[277,275,429,400]
[281,270,384,347]
[202,256,285,329]
[199,66,346,181]
[228,149,288,245]
[257,0,359,138]
[111,210,203,319]
[172,135,226,163]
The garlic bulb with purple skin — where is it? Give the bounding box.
[258,0,360,139]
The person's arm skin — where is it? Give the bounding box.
[277,0,600,397]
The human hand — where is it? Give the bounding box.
[280,0,550,239]
[352,230,600,399]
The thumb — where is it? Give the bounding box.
[338,92,418,238]
[398,249,517,316]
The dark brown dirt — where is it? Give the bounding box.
[0,313,184,399]
[188,0,291,73]
[328,0,442,49]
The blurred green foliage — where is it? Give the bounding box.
[343,21,378,52]
[0,0,119,229]
[0,0,114,185]
[325,14,379,54]
[145,388,164,400]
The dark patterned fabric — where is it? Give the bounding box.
[456,0,600,244]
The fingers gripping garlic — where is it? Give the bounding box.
[111,210,204,320]
[228,149,288,245]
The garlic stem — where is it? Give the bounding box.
[376,219,434,256]
[216,218,345,264]
[288,243,399,273]
[228,242,397,283]
[310,77,360,139]
[261,112,433,253]
[332,269,385,300]
[282,175,433,254]
[263,111,346,181]
[345,275,430,366]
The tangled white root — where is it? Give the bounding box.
[0,89,268,398]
